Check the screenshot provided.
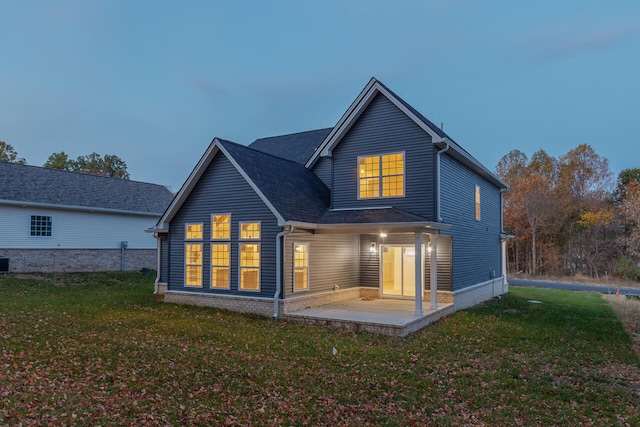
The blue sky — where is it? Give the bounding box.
[1,1,639,191]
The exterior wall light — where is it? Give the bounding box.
[427,242,432,253]
[370,242,377,254]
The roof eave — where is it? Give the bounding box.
[0,199,163,217]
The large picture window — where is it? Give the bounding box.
[293,243,309,291]
[30,215,52,237]
[212,214,230,240]
[239,243,260,291]
[358,153,404,199]
[211,243,230,289]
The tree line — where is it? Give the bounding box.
[496,143,640,281]
[0,140,129,179]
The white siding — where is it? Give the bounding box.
[0,205,159,249]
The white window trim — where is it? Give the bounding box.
[211,213,231,241]
[29,214,53,238]
[239,220,262,240]
[239,242,261,292]
[357,151,406,200]
[293,242,310,292]
[210,242,231,290]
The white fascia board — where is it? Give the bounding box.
[157,141,221,227]
[0,199,161,217]
[216,143,287,226]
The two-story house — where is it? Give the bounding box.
[150,78,509,335]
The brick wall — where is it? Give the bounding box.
[0,248,157,273]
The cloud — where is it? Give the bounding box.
[521,23,639,62]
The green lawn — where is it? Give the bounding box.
[1,273,638,426]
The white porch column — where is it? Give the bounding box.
[414,231,423,316]
[430,232,438,310]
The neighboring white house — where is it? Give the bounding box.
[0,162,174,272]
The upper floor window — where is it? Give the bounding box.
[358,153,404,199]
[30,215,52,237]
[240,222,260,240]
[185,223,203,239]
[212,214,230,240]
[475,185,481,221]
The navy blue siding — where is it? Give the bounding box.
[440,153,502,291]
[159,234,169,283]
[330,93,435,218]
[312,156,332,189]
[283,232,359,297]
[168,152,280,297]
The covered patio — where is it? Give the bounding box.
[283,296,455,337]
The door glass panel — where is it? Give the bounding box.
[382,246,402,295]
[403,247,416,297]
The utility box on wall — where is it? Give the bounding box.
[0,256,9,274]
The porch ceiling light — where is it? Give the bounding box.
[369,242,377,254]
[379,232,387,238]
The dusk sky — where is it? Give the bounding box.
[1,1,638,191]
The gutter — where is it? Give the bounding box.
[274,226,294,318]
[435,142,450,222]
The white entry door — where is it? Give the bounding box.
[380,245,423,298]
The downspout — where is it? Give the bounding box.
[152,233,161,294]
[435,142,450,222]
[274,226,294,318]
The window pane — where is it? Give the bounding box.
[359,177,379,198]
[294,268,308,291]
[475,186,481,221]
[211,243,229,266]
[211,267,229,288]
[240,268,260,290]
[240,244,260,267]
[240,222,260,239]
[30,215,52,237]
[186,244,202,265]
[382,176,404,197]
[186,223,203,239]
[212,215,230,239]
[359,156,379,178]
[186,266,202,287]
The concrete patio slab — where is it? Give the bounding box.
[283,297,455,337]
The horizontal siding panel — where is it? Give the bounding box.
[168,152,279,297]
[283,232,359,297]
[331,94,435,218]
[441,154,502,291]
[312,156,331,189]
[0,205,158,249]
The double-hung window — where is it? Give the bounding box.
[185,223,203,287]
[358,153,404,199]
[211,214,231,289]
[239,222,260,291]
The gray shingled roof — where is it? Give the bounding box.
[249,128,332,164]
[0,162,174,214]
[218,139,330,223]
[319,207,428,225]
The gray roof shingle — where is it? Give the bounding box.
[0,162,174,214]
[319,207,428,225]
[248,128,332,164]
[218,140,330,223]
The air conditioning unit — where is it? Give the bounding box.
[0,256,9,274]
